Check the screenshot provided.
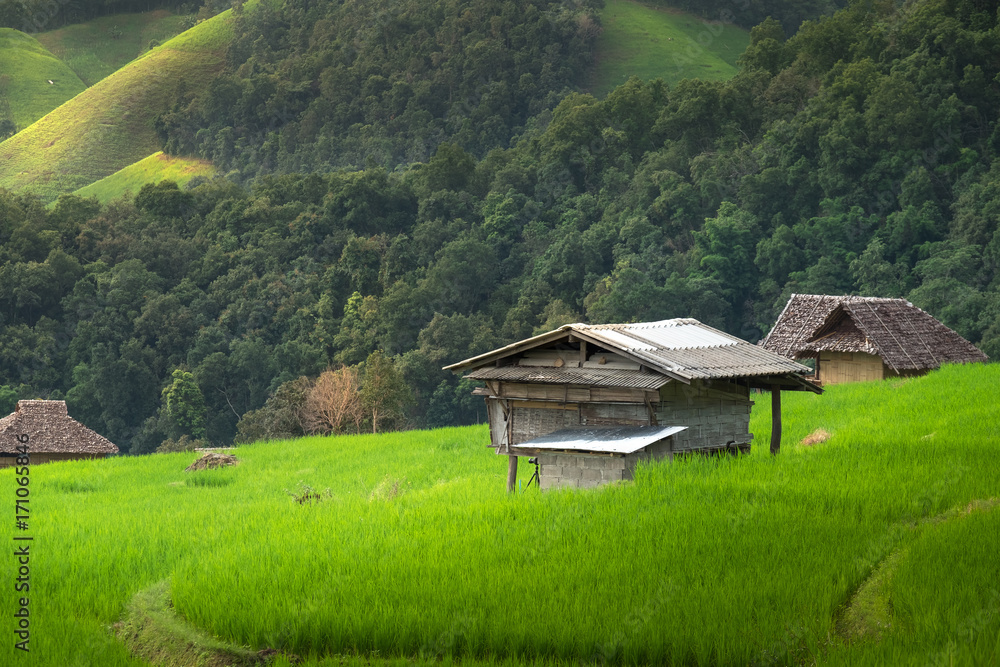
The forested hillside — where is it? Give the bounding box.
[155,0,603,177]
[653,0,845,31]
[1,0,999,453]
[0,0,214,32]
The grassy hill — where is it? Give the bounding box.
[0,11,232,203]
[0,28,86,131]
[73,150,217,203]
[35,10,188,87]
[1,363,998,666]
[591,0,749,96]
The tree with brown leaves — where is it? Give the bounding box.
[301,366,364,435]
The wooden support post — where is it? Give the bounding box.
[579,339,587,365]
[770,385,781,455]
[507,455,518,493]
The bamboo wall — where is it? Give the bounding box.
[655,380,753,453]
[817,351,884,384]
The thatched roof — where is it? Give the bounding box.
[447,318,821,393]
[0,400,118,454]
[761,295,988,372]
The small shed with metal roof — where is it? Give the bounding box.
[445,318,821,491]
[0,400,119,468]
[760,295,988,385]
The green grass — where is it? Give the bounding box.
[74,151,217,203]
[591,0,749,97]
[1,364,999,666]
[0,28,86,130]
[0,11,233,203]
[35,10,188,87]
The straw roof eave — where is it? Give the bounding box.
[762,295,988,372]
[0,401,118,455]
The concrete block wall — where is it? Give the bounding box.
[538,453,628,489]
[538,435,687,489]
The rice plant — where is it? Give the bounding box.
[1,364,998,666]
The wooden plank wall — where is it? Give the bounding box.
[486,398,510,452]
[498,383,655,404]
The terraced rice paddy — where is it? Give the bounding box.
[1,363,998,665]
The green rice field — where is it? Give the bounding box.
[1,363,998,666]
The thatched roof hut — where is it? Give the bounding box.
[447,318,820,490]
[0,400,118,466]
[761,295,988,384]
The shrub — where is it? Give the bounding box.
[156,435,208,453]
[234,376,311,444]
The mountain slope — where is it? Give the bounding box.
[73,150,216,203]
[0,11,231,202]
[0,28,86,131]
[35,10,187,87]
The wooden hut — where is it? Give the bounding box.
[0,400,118,467]
[445,319,821,491]
[760,295,988,385]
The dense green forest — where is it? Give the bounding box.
[655,0,845,32]
[1,0,999,453]
[0,0,216,33]
[156,0,603,176]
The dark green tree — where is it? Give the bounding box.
[360,350,411,434]
[162,369,207,439]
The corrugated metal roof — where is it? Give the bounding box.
[514,425,687,454]
[465,366,670,389]
[445,317,819,391]
[580,320,810,380]
[587,319,738,350]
